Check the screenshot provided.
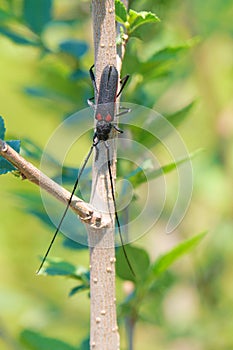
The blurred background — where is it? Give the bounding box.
[0,0,232,349]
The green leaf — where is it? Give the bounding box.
[116,245,150,282]
[15,190,88,241]
[21,137,62,169]
[69,69,88,81]
[0,27,38,45]
[149,44,191,63]
[23,0,52,34]
[128,10,160,35]
[20,329,77,350]
[0,139,20,175]
[166,100,196,128]
[0,116,6,139]
[15,190,54,227]
[23,86,75,105]
[21,138,44,162]
[118,233,206,322]
[79,337,90,350]
[115,0,127,23]
[126,149,203,188]
[69,284,89,297]
[59,40,88,59]
[56,166,91,186]
[28,207,54,227]
[41,259,90,282]
[151,232,207,278]
[0,157,16,174]
[24,86,62,99]
[63,238,88,250]
[138,41,198,81]
[148,149,201,177]
[42,259,76,276]
[126,101,196,151]
[7,140,20,153]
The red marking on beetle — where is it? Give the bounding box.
[105,114,112,122]
[96,113,102,121]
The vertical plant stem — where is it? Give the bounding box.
[125,316,135,350]
[88,1,119,349]
[116,2,137,349]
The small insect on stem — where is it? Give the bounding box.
[37,65,134,277]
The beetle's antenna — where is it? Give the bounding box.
[106,146,135,277]
[37,145,94,274]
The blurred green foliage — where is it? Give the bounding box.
[0,0,233,349]
[0,116,20,174]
